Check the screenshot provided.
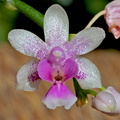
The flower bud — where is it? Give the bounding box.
[92,86,120,116]
[104,0,120,39]
[92,91,116,113]
[105,87,120,115]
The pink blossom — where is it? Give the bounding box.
[92,87,120,116]
[104,0,120,39]
[8,4,105,109]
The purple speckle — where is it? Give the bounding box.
[37,48,48,60]
[28,71,40,82]
[75,71,87,79]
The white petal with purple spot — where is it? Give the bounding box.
[75,57,102,89]
[16,59,41,91]
[8,29,48,60]
[64,27,105,57]
[44,4,69,47]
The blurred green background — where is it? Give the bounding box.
[0,0,115,49]
[0,4,18,42]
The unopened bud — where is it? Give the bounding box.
[104,0,120,39]
[92,91,116,112]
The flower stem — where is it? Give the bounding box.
[73,78,98,107]
[73,78,97,97]
[99,86,106,91]
[2,0,44,28]
[85,10,106,29]
[84,89,97,97]
[15,0,44,28]
[69,34,76,40]
[69,10,106,38]
[73,77,82,95]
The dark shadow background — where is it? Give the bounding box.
[15,0,119,49]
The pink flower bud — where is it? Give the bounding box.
[92,91,116,113]
[92,86,120,116]
[104,0,120,39]
[105,87,120,115]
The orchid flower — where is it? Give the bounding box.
[92,86,120,116]
[104,0,120,39]
[8,4,105,109]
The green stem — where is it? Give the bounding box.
[73,78,83,97]
[73,78,97,97]
[3,0,44,28]
[99,86,106,91]
[84,89,97,97]
[73,78,81,92]
[14,0,44,28]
